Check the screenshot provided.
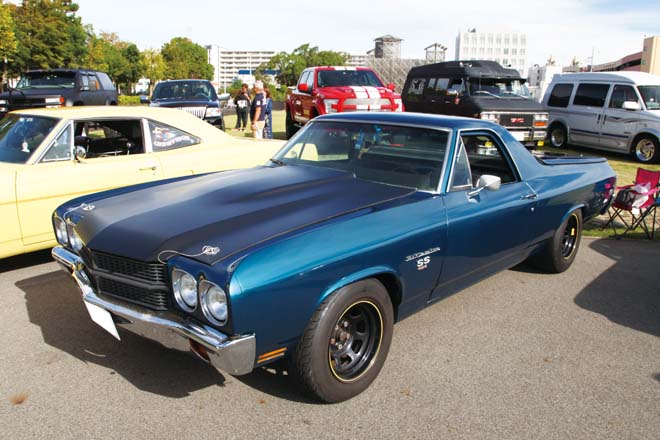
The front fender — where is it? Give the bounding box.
[319,265,402,306]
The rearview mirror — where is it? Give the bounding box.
[298,83,309,93]
[74,146,87,161]
[467,174,501,198]
[622,101,641,111]
[387,83,396,91]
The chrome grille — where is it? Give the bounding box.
[177,106,206,118]
[343,98,392,111]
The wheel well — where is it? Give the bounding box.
[372,273,402,320]
[629,132,659,152]
[73,101,84,106]
[548,121,566,134]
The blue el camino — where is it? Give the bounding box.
[51,112,616,403]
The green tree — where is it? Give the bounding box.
[260,44,349,86]
[161,37,213,80]
[0,2,18,84]
[11,0,88,74]
[117,44,141,92]
[140,48,165,94]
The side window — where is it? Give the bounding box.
[87,74,99,91]
[96,72,116,91]
[608,85,639,109]
[41,125,72,162]
[148,120,200,151]
[77,119,144,158]
[426,78,437,94]
[450,132,518,190]
[306,71,314,90]
[547,83,574,107]
[81,74,90,91]
[435,78,450,94]
[404,78,426,102]
[448,78,465,95]
[449,141,473,191]
[573,83,610,107]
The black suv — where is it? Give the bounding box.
[148,79,224,130]
[0,69,118,116]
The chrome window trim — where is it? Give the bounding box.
[36,120,72,164]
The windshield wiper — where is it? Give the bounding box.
[269,158,285,166]
[472,90,501,99]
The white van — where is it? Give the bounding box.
[542,72,660,163]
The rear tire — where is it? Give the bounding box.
[631,135,659,163]
[532,209,582,273]
[290,279,394,403]
[285,108,298,139]
[548,123,568,148]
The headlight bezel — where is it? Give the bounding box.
[172,268,198,312]
[53,216,68,245]
[205,107,222,118]
[199,279,228,326]
[68,225,84,251]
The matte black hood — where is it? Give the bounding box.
[77,166,415,265]
[469,96,545,112]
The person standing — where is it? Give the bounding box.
[250,81,267,139]
[263,86,273,139]
[233,83,250,131]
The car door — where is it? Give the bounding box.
[569,83,610,147]
[430,130,537,302]
[599,84,640,152]
[293,71,310,124]
[15,119,163,246]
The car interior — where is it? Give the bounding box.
[74,119,145,158]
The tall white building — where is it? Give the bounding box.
[455,30,527,74]
[206,45,276,91]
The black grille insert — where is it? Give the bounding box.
[98,278,169,310]
[91,251,168,284]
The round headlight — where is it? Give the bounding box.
[172,269,197,311]
[200,280,227,325]
[69,228,84,251]
[54,217,68,245]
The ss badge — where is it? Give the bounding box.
[417,256,431,270]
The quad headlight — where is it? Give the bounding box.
[53,217,68,245]
[199,280,228,325]
[172,269,198,311]
[68,227,84,252]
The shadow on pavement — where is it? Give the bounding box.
[17,270,226,398]
[574,239,660,338]
[0,249,53,273]
[17,269,318,402]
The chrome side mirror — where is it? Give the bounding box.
[74,145,87,161]
[468,174,501,198]
[622,101,641,111]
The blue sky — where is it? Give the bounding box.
[74,0,660,69]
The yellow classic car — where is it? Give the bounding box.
[0,106,283,259]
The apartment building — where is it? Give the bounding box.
[206,45,276,91]
[455,29,527,74]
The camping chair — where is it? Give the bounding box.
[601,168,660,239]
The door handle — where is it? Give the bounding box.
[522,193,538,200]
[139,166,157,171]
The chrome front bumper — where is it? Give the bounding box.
[52,246,256,376]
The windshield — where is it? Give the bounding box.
[274,121,449,191]
[16,72,76,89]
[638,86,660,110]
[0,114,59,163]
[317,70,384,88]
[467,78,531,98]
[151,81,217,101]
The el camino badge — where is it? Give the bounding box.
[405,247,441,271]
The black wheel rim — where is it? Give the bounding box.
[328,300,383,382]
[561,214,579,259]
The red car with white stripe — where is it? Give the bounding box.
[285,66,403,138]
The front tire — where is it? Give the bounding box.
[548,123,568,148]
[532,209,582,273]
[290,279,394,403]
[631,135,659,163]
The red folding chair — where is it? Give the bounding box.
[601,168,660,239]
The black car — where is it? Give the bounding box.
[0,69,118,115]
[402,60,547,147]
[148,79,224,130]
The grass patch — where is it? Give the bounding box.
[223,110,288,140]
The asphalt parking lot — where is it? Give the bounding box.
[1,238,659,439]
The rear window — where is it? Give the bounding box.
[547,83,574,107]
[96,72,116,91]
[573,83,610,107]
